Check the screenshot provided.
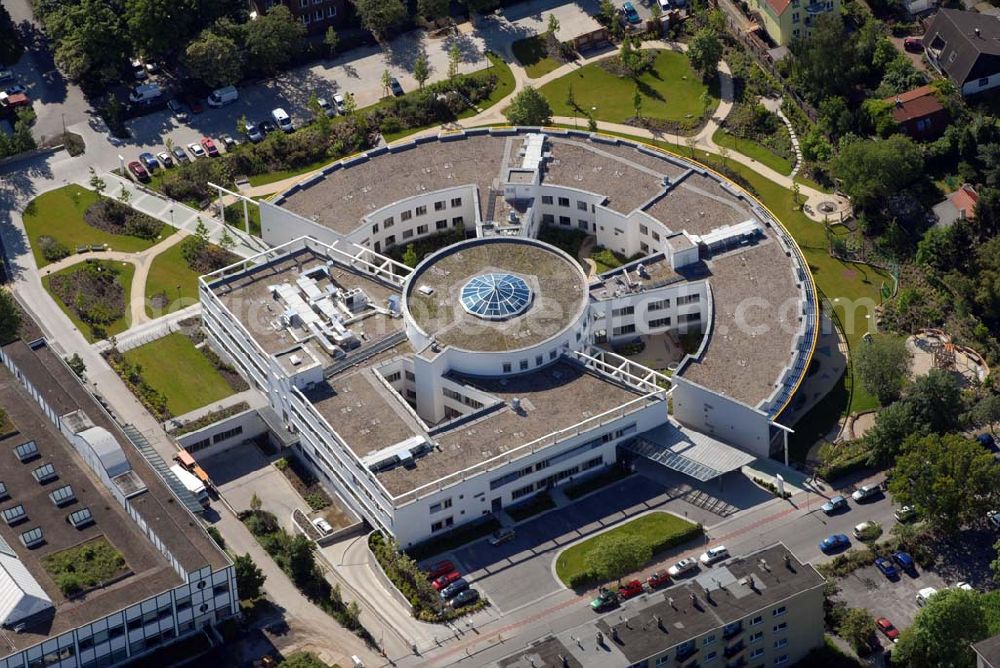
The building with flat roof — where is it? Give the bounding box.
[493,543,825,668]
[203,129,817,547]
[0,338,236,668]
[977,634,1000,668]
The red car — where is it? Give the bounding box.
[432,571,461,591]
[427,560,454,580]
[646,570,671,589]
[618,580,644,600]
[876,617,899,642]
[127,160,150,182]
[201,137,219,157]
[183,93,204,114]
[903,37,923,53]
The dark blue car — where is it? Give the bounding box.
[874,557,898,580]
[621,2,641,24]
[819,534,850,554]
[892,551,916,573]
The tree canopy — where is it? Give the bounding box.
[244,5,304,75]
[888,433,1000,534]
[904,368,963,435]
[854,333,911,405]
[688,28,723,80]
[352,0,407,41]
[183,31,242,88]
[504,86,552,126]
[831,135,925,214]
[0,291,20,345]
[893,588,988,668]
[233,553,266,600]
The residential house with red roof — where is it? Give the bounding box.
[883,85,948,139]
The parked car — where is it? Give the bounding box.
[219,133,237,151]
[426,560,454,580]
[699,545,729,566]
[207,85,238,108]
[244,121,263,143]
[271,107,294,133]
[646,570,670,589]
[590,588,618,612]
[439,578,469,600]
[450,588,479,608]
[0,69,13,83]
[0,92,29,108]
[987,510,1000,529]
[167,98,189,122]
[903,37,923,53]
[956,581,974,591]
[892,551,916,574]
[821,495,848,515]
[182,93,204,114]
[129,83,161,103]
[876,617,899,642]
[156,151,174,167]
[874,557,898,580]
[201,137,219,157]
[389,77,404,96]
[894,505,916,522]
[657,0,671,8]
[853,521,880,540]
[172,146,189,164]
[488,528,515,545]
[333,93,352,114]
[819,534,850,554]
[851,484,882,502]
[617,580,644,600]
[4,84,26,97]
[311,517,333,535]
[978,433,996,449]
[621,1,641,24]
[138,152,159,171]
[259,120,277,135]
[432,571,461,591]
[131,58,147,80]
[127,161,150,182]
[187,142,206,159]
[316,98,336,118]
[667,557,698,578]
[916,586,939,606]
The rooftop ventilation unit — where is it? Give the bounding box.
[362,435,432,473]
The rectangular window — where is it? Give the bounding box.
[326,5,336,16]
[677,294,700,305]
[750,648,764,659]
[511,483,534,500]
[703,634,716,645]
[68,507,94,529]
[49,484,75,507]
[14,440,38,462]
[558,197,570,207]
[400,210,412,221]
[639,224,649,235]
[429,498,452,513]
[415,205,427,216]
[417,224,428,234]
[385,234,395,246]
[648,298,670,312]
[535,355,543,366]
[301,13,310,23]
[298,0,307,7]
[542,195,553,205]
[774,655,789,666]
[542,213,555,224]
[371,223,379,234]
[578,220,589,230]
[750,616,763,626]
[577,200,587,211]
[519,359,528,371]
[430,517,454,532]
[774,638,788,649]
[402,229,414,239]
[32,463,57,484]
[750,631,764,643]
[680,312,701,324]
[613,324,636,336]
[773,606,787,616]
[213,426,243,444]
[773,622,787,632]
[559,216,571,226]
[434,200,446,211]
[649,317,671,328]
[452,216,463,226]
[314,9,322,20]
[502,362,511,373]
[436,220,448,230]
[549,349,557,360]
[612,305,635,317]
[2,504,26,525]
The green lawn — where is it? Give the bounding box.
[555,512,701,587]
[123,332,235,416]
[539,50,717,126]
[512,35,562,78]
[713,128,793,176]
[23,186,175,268]
[42,260,136,342]
[144,240,203,319]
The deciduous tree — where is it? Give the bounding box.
[244,5,304,74]
[894,588,988,667]
[905,368,963,434]
[233,553,266,600]
[417,0,449,21]
[504,86,552,126]
[688,28,722,80]
[855,333,911,405]
[837,608,875,655]
[413,53,430,89]
[0,291,19,344]
[183,31,242,88]
[352,0,407,41]
[831,135,925,214]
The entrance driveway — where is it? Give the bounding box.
[443,470,758,614]
[201,445,304,531]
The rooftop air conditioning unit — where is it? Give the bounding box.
[418,285,434,296]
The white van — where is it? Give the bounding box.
[271,107,293,133]
[916,587,939,607]
[129,83,162,103]
[207,85,238,107]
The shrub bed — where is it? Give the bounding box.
[48,260,127,337]
[241,509,374,644]
[369,532,487,622]
[537,226,589,267]
[37,235,70,263]
[84,198,164,240]
[817,439,872,482]
[105,347,170,420]
[274,455,332,511]
[180,235,239,274]
[43,537,128,597]
[169,402,250,436]
[195,341,249,392]
[752,476,792,499]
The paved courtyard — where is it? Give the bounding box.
[201,444,304,531]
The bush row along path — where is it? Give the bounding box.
[40,229,189,328]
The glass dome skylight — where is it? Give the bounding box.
[460,273,533,320]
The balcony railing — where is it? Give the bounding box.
[723,641,745,659]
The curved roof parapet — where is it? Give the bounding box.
[78,426,131,478]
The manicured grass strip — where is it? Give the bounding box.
[539,50,717,126]
[712,128,793,176]
[555,512,701,587]
[512,35,562,78]
[43,537,128,597]
[42,260,135,342]
[123,332,235,417]
[144,239,203,319]
[23,186,175,268]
